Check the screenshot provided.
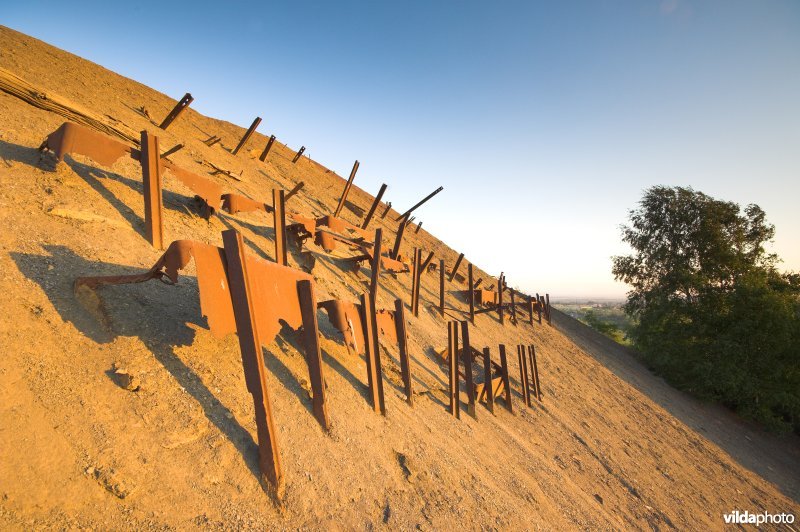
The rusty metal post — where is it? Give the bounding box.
[390,214,408,259]
[285,182,304,201]
[499,345,512,413]
[395,298,413,405]
[232,116,262,155]
[333,160,359,218]
[530,344,542,401]
[370,228,383,302]
[159,92,193,130]
[482,347,494,415]
[140,130,164,250]
[297,280,331,429]
[380,201,392,219]
[272,189,287,266]
[528,295,534,326]
[527,344,539,400]
[221,229,283,493]
[420,251,434,272]
[449,253,464,282]
[395,186,444,221]
[161,143,184,159]
[510,289,517,324]
[439,259,445,316]
[498,273,504,325]
[546,293,552,325]
[292,146,306,163]
[518,345,531,407]
[361,184,387,230]
[259,135,276,162]
[361,293,386,415]
[410,248,421,317]
[461,321,476,418]
[415,221,422,234]
[537,293,543,324]
[468,263,475,324]
[447,321,460,418]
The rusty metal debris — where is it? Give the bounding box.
[361,183,387,230]
[394,186,444,221]
[273,189,288,266]
[205,161,243,181]
[415,221,422,234]
[333,160,359,218]
[141,131,164,250]
[259,135,276,162]
[161,143,184,159]
[221,193,273,216]
[203,135,222,147]
[285,182,304,201]
[232,117,261,156]
[390,214,409,259]
[448,253,464,283]
[292,146,306,163]
[380,201,392,219]
[159,92,193,130]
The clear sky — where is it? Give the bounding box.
[5,1,799,299]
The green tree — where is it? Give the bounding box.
[612,186,800,433]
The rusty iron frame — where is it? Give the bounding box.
[232,116,262,155]
[447,321,460,418]
[361,183,387,230]
[460,320,476,418]
[333,160,359,218]
[394,186,443,221]
[292,146,306,163]
[499,345,513,413]
[259,135,277,162]
[159,92,193,130]
[380,201,392,219]
[141,130,164,250]
[449,253,464,283]
[273,189,288,266]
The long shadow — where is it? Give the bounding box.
[10,246,264,481]
[550,308,800,502]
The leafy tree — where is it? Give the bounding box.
[612,186,800,433]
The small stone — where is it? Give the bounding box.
[113,369,140,392]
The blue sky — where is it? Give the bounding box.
[5,0,799,298]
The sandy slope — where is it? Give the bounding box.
[0,26,797,530]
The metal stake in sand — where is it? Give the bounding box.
[232,116,262,155]
[159,92,193,130]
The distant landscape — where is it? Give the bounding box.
[552,299,633,345]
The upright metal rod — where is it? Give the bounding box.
[361,184,387,229]
[380,202,392,219]
[447,321,460,418]
[369,228,382,303]
[297,280,331,429]
[232,116,262,155]
[468,263,475,324]
[272,189,287,266]
[395,299,413,405]
[259,135,276,162]
[461,321,476,418]
[394,186,444,221]
[439,259,445,316]
[390,214,408,259]
[333,160,359,217]
[483,347,494,415]
[141,130,164,250]
[498,273,504,325]
[159,92,193,130]
[499,345,512,413]
[292,146,306,163]
[449,253,464,282]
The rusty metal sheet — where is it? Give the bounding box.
[317,215,372,240]
[40,122,133,166]
[161,160,223,214]
[222,193,273,216]
[474,289,499,306]
[318,299,399,354]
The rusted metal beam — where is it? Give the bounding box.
[394,186,443,221]
[518,345,531,407]
[499,345,512,413]
[528,295,534,326]
[159,92,193,130]
[414,221,422,234]
[473,278,483,290]
[527,344,539,400]
[410,248,421,317]
[297,280,331,429]
[361,183,387,230]
[439,259,445,316]
[221,230,283,495]
[285,182,304,201]
[380,201,392,219]
[461,321,476,418]
[291,146,306,163]
[369,229,382,301]
[361,292,386,415]
[390,214,408,259]
[530,344,542,401]
[272,189,288,266]
[510,288,517,324]
[482,347,494,415]
[447,321,460,418]
[140,130,164,250]
[468,263,475,324]
[420,251,434,272]
[232,116,262,155]
[546,293,552,325]
[161,143,183,159]
[448,253,464,283]
[498,273,504,325]
[333,160,359,218]
[259,135,276,162]
[395,298,413,406]
[537,293,543,324]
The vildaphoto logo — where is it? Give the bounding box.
[723,510,795,526]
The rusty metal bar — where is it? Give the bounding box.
[482,347,494,415]
[527,344,539,400]
[361,292,385,415]
[510,289,517,324]
[473,278,483,290]
[394,186,443,221]
[498,273,504,325]
[395,298,413,405]
[420,251,434,272]
[528,295,534,326]
[499,345,512,413]
[410,248,421,317]
[518,345,530,407]
[141,130,164,250]
[439,259,445,316]
[232,116,262,155]
[361,183,387,230]
[530,344,542,401]
[468,263,475,324]
[545,293,552,325]
[448,253,464,282]
[380,201,392,219]
[461,321,476,418]
[272,189,287,266]
[537,293,543,324]
[415,221,422,234]
[259,135,276,162]
[285,181,304,201]
[161,143,183,159]
[369,229,382,302]
[447,321,460,418]
[159,92,193,130]
[390,214,408,259]
[221,229,283,493]
[297,279,331,429]
[292,146,306,163]
[333,160,359,218]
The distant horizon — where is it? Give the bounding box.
[3,1,798,299]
